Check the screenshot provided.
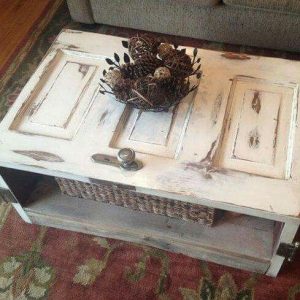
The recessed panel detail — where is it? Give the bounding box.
[218,76,297,179]
[232,90,281,165]
[129,110,174,146]
[110,91,196,158]
[9,50,99,140]
[29,62,95,128]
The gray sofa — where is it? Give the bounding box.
[67,0,300,52]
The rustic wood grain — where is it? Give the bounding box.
[0,30,299,223]
[0,0,56,75]
[13,150,64,162]
[0,30,299,276]
[221,52,251,60]
[24,179,274,274]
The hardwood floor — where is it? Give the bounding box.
[0,0,54,73]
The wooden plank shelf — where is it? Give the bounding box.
[23,178,276,274]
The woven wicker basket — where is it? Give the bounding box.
[55,177,219,226]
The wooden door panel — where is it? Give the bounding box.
[111,89,196,158]
[0,30,300,221]
[9,50,101,140]
[217,77,298,179]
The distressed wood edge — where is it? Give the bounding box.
[13,150,64,162]
[266,222,299,276]
[221,52,251,60]
[12,203,32,223]
[0,160,299,223]
[26,209,271,274]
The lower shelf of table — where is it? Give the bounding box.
[22,178,279,274]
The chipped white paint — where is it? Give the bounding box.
[266,222,299,276]
[9,50,100,140]
[0,176,9,190]
[12,203,32,223]
[111,90,196,158]
[0,30,299,277]
[217,76,298,179]
[0,30,299,224]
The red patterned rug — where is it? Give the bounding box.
[0,2,299,299]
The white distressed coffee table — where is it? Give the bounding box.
[0,30,299,276]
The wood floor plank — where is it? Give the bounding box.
[0,0,54,73]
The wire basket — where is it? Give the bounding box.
[99,34,202,112]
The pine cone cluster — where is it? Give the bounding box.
[128,35,160,60]
[100,34,202,111]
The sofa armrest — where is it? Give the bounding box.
[67,0,95,24]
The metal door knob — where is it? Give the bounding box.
[117,148,142,171]
[92,148,143,171]
[117,148,135,165]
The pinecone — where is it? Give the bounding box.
[160,77,189,103]
[120,63,146,79]
[129,76,162,109]
[156,76,180,89]
[113,78,134,102]
[135,53,163,76]
[128,34,160,60]
[104,69,122,88]
[172,80,190,99]
[164,54,193,78]
[119,63,150,79]
[133,76,153,94]
[120,54,162,79]
[158,43,175,60]
[100,34,200,112]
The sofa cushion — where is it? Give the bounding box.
[223,0,300,15]
[174,0,221,7]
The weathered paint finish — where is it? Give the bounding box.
[24,180,274,274]
[221,52,251,60]
[251,91,261,114]
[112,89,196,158]
[217,76,298,179]
[0,30,299,223]
[0,30,299,277]
[9,50,100,140]
[211,93,223,126]
[13,150,64,162]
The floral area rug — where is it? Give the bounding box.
[0,2,300,299]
